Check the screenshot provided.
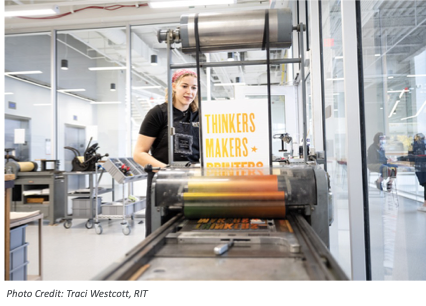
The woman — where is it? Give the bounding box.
[367,132,396,192]
[133,69,200,236]
[412,133,426,212]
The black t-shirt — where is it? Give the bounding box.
[139,102,200,164]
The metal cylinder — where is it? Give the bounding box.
[187,175,279,193]
[183,191,285,202]
[179,8,293,53]
[184,201,286,219]
[6,160,38,174]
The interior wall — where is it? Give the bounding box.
[5,77,96,168]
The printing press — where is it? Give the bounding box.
[96,165,348,280]
[96,8,347,281]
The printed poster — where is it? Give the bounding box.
[201,99,270,168]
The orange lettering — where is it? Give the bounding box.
[242,113,248,132]
[229,114,236,133]
[215,138,221,157]
[235,138,241,157]
[221,114,228,133]
[249,113,255,132]
[224,223,233,230]
[206,139,214,157]
[205,115,211,133]
[229,138,234,157]
[212,114,218,133]
[222,138,229,157]
[243,138,248,156]
[241,223,249,230]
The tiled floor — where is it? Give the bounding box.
[26,213,146,281]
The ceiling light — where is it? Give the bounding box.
[227,52,234,61]
[5,71,43,75]
[6,74,93,103]
[5,5,59,17]
[151,54,158,66]
[90,101,122,105]
[401,100,426,120]
[61,59,68,70]
[5,92,14,95]
[148,0,236,9]
[388,100,400,118]
[88,67,126,71]
[110,83,116,91]
[214,82,246,86]
[375,54,380,57]
[387,89,409,93]
[58,89,86,93]
[388,76,394,79]
[407,74,426,77]
[133,86,162,89]
[399,88,408,99]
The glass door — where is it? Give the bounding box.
[360,0,426,280]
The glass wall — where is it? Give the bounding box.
[360,0,426,280]
[5,33,52,165]
[56,27,129,205]
[130,23,294,165]
[130,23,179,149]
[321,0,351,278]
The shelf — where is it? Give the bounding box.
[67,187,113,196]
[63,171,96,175]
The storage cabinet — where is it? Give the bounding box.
[12,171,65,225]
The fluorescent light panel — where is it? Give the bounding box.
[401,100,426,120]
[5,5,59,17]
[58,89,86,93]
[214,83,246,86]
[133,86,162,89]
[5,92,14,95]
[5,71,43,75]
[149,0,236,8]
[88,67,126,71]
[90,101,122,105]
[407,74,426,77]
[387,89,409,93]
[388,100,400,118]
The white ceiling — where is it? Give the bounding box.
[5,0,426,123]
[5,1,292,125]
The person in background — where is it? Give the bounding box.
[367,132,396,192]
[133,69,200,236]
[412,133,426,212]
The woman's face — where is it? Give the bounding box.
[172,75,197,110]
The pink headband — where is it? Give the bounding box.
[172,69,197,83]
